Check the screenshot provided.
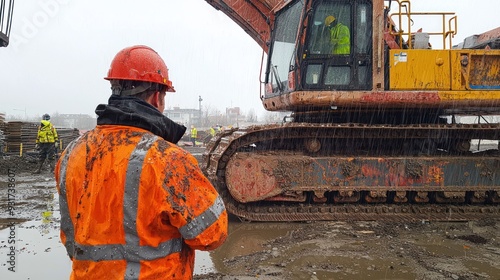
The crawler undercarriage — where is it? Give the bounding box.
[202,119,500,222]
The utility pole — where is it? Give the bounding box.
[198,95,203,126]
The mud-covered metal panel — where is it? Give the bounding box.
[467,51,500,90]
[226,153,500,202]
[450,50,500,91]
[336,157,500,189]
[226,152,316,202]
[389,50,451,90]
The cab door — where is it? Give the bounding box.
[302,0,372,90]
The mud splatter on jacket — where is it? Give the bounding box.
[55,95,228,279]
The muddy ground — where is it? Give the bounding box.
[1,148,499,279]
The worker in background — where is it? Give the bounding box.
[34,113,58,174]
[190,124,198,147]
[325,15,350,54]
[202,126,217,146]
[55,45,227,279]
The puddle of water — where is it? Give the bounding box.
[413,234,500,279]
[219,222,292,257]
[416,235,469,257]
[0,219,71,279]
[464,259,500,277]
[206,221,294,274]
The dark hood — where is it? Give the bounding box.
[95,95,186,144]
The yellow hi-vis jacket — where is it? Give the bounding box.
[55,125,228,279]
[330,23,350,55]
[36,120,58,143]
[190,127,197,139]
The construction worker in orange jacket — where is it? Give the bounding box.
[55,45,228,279]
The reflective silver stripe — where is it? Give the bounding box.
[123,135,157,246]
[179,195,226,240]
[73,238,183,262]
[58,140,79,258]
[123,134,158,279]
[125,262,141,280]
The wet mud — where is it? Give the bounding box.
[197,220,500,279]
[0,151,499,279]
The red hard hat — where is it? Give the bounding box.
[105,45,175,92]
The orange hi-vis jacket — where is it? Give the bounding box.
[55,125,228,279]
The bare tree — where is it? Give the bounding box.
[246,109,257,123]
[264,112,282,124]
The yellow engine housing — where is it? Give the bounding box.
[389,49,500,91]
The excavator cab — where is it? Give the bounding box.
[266,0,372,97]
[302,1,372,90]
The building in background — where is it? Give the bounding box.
[163,107,200,128]
[50,113,96,130]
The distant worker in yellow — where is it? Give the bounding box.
[34,113,59,174]
[190,125,198,147]
[209,126,216,137]
[325,15,350,54]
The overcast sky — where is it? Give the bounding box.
[0,0,498,120]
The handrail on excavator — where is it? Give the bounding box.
[388,0,457,49]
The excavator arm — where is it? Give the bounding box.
[0,0,15,47]
[205,0,285,53]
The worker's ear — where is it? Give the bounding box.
[149,91,161,109]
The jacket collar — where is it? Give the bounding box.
[40,120,51,126]
[95,95,186,144]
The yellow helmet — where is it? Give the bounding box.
[325,15,336,27]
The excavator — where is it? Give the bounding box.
[202,0,500,221]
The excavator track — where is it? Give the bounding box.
[202,123,500,222]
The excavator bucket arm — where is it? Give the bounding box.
[205,0,284,53]
[0,0,15,47]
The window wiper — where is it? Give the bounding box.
[271,64,283,92]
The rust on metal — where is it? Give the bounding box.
[203,123,500,222]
